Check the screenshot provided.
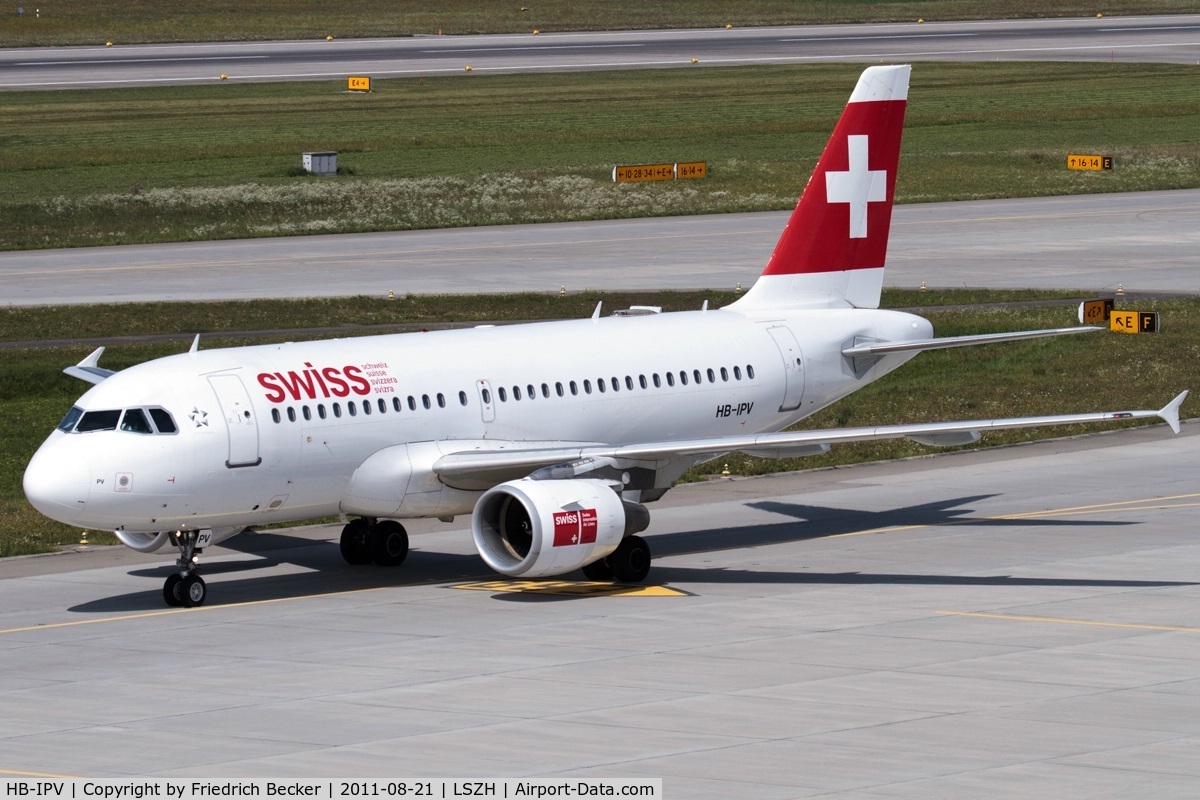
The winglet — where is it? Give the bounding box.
[1158,390,1188,434]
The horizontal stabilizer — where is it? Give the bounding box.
[842,326,1101,358]
[63,347,115,385]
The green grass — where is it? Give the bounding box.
[3,290,1196,557]
[2,1,1195,46]
[4,62,1200,251]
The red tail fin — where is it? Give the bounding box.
[732,65,910,311]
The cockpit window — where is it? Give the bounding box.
[75,409,122,433]
[148,408,177,434]
[120,408,154,434]
[62,406,179,435]
[57,406,84,433]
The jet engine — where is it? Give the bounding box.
[471,478,648,578]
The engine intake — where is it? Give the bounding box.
[471,478,647,578]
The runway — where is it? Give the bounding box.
[4,15,1200,91]
[1,424,1197,793]
[2,189,1197,307]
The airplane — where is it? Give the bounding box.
[23,64,1187,608]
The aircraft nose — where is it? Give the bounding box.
[23,444,90,524]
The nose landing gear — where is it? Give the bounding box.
[162,529,209,608]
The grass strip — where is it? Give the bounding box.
[2,290,1195,557]
[3,2,1196,46]
[4,62,1200,250]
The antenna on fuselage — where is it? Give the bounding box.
[188,334,200,354]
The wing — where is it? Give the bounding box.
[62,347,116,384]
[433,391,1188,486]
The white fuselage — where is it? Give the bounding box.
[24,305,931,536]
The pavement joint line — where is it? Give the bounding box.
[835,493,1200,537]
[0,582,433,636]
[937,610,1200,634]
[0,769,82,779]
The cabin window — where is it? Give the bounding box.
[720,367,729,381]
[437,393,446,408]
[526,384,535,400]
[541,383,550,398]
[611,377,620,392]
[513,386,522,401]
[422,395,431,410]
[76,409,121,433]
[498,387,508,402]
[362,400,371,415]
[652,374,661,388]
[302,406,312,421]
[318,404,327,419]
[639,375,648,390]
[679,371,688,386]
[583,380,592,395]
[287,407,297,422]
[747,364,756,379]
[379,398,388,414]
[482,388,492,404]
[597,379,606,394]
[333,403,342,418]
[625,376,634,391]
[408,396,417,411]
[148,408,178,433]
[707,368,716,383]
[393,397,402,412]
[271,409,281,424]
[693,370,702,384]
[569,381,578,396]
[459,391,469,406]
[666,373,675,387]
[556,382,564,397]
[734,366,743,380]
[347,403,357,417]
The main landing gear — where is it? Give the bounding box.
[163,530,208,608]
[339,518,409,568]
[581,535,651,583]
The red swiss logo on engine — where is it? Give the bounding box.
[552,508,598,547]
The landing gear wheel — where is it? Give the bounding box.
[372,520,409,567]
[180,574,207,607]
[608,535,651,583]
[163,573,184,607]
[581,559,615,582]
[339,518,373,565]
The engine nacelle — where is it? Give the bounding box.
[472,478,646,578]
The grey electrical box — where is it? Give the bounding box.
[302,152,337,176]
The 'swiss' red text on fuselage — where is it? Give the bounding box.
[256,363,372,404]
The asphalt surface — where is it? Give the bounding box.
[2,190,1197,307]
[5,14,1200,791]
[2,424,1197,793]
[4,15,1200,90]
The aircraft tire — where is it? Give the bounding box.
[372,520,409,567]
[163,573,184,607]
[339,518,374,565]
[608,535,651,583]
[180,575,206,607]
[581,558,615,582]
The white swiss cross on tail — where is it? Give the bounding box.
[729,64,910,311]
[825,134,887,239]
